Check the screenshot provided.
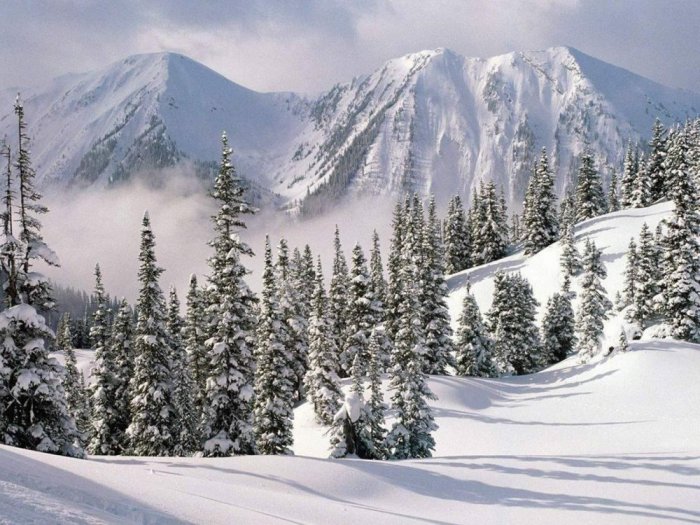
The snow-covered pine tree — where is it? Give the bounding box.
[88,263,122,455]
[647,119,669,202]
[557,190,577,240]
[524,149,558,255]
[109,298,133,451]
[329,225,351,377]
[59,316,89,445]
[541,276,577,366]
[443,195,470,274]
[455,283,496,377]
[385,226,437,459]
[368,230,391,368]
[254,237,295,455]
[575,149,606,222]
[575,239,612,363]
[487,272,542,375]
[659,129,700,341]
[607,171,620,212]
[167,287,197,456]
[295,245,316,328]
[54,312,69,351]
[618,329,629,352]
[304,258,342,426]
[276,238,309,402]
[0,96,82,457]
[365,330,388,459]
[628,223,660,329]
[126,212,176,456]
[510,213,522,244]
[201,132,257,456]
[183,275,207,416]
[620,143,638,209]
[622,237,638,309]
[559,222,582,278]
[631,151,652,208]
[470,182,508,265]
[420,197,455,375]
[343,243,374,376]
[386,200,406,346]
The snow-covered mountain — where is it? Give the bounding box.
[0,53,305,197]
[2,47,698,213]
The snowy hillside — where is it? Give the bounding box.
[446,201,674,349]
[18,201,699,524]
[2,48,698,214]
[10,340,700,523]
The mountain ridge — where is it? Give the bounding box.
[1,47,698,214]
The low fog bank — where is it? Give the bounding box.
[43,173,396,303]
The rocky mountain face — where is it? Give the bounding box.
[1,47,698,214]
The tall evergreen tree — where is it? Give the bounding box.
[126,213,176,456]
[575,150,606,222]
[558,190,577,239]
[622,237,639,310]
[659,130,700,341]
[455,284,496,377]
[443,195,470,273]
[0,97,83,457]
[421,197,455,374]
[109,298,134,451]
[620,143,638,209]
[385,224,437,459]
[365,330,388,458]
[607,171,620,212]
[167,287,197,456]
[559,222,582,278]
[541,277,577,366]
[201,132,257,456]
[386,201,406,346]
[343,243,374,375]
[329,225,351,377]
[524,149,559,254]
[88,264,122,455]
[473,182,508,264]
[647,119,669,202]
[576,240,612,363]
[369,230,391,368]
[254,237,295,455]
[276,238,309,402]
[487,272,541,375]
[183,275,207,417]
[59,316,90,446]
[631,152,652,208]
[628,223,660,329]
[304,258,342,426]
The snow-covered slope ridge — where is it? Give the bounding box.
[1,47,698,212]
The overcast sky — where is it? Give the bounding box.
[2,0,699,94]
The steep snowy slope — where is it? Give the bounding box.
[2,48,698,214]
[284,47,700,213]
